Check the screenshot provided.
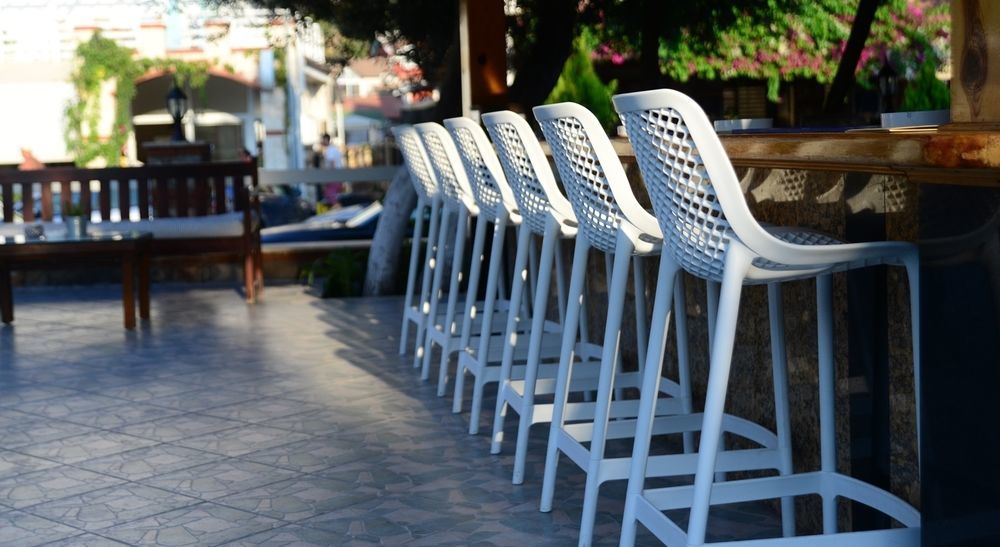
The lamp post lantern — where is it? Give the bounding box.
[166,82,188,142]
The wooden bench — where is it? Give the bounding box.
[0,161,262,302]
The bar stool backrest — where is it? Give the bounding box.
[613,89,782,281]
[444,117,518,224]
[392,125,438,201]
[415,122,478,213]
[533,102,661,254]
[482,111,576,236]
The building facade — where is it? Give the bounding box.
[0,0,333,168]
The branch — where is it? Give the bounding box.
[823,0,883,115]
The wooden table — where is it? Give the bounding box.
[0,231,152,329]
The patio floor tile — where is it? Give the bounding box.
[0,284,781,545]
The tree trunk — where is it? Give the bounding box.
[507,0,578,110]
[363,167,416,296]
[639,0,667,89]
[823,0,883,115]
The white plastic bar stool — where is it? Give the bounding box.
[614,88,920,546]
[444,116,535,433]
[482,111,610,484]
[393,126,443,364]
[535,102,796,547]
[414,122,490,392]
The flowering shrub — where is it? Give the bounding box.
[594,0,948,102]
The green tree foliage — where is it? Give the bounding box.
[899,37,950,112]
[64,33,215,167]
[546,30,619,132]
[232,0,457,76]
[593,0,949,102]
[64,34,143,167]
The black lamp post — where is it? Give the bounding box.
[166,82,188,142]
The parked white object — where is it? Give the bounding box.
[881,109,949,129]
[712,117,772,133]
[614,88,920,546]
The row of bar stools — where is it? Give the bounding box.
[397,120,570,438]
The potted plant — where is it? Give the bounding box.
[64,203,87,238]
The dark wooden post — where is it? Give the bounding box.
[951,0,1000,127]
[458,0,508,116]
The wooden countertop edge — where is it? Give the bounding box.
[604,131,1000,187]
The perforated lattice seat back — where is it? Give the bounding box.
[444,118,515,224]
[393,126,438,202]
[617,103,734,281]
[536,118,631,254]
[415,123,475,211]
[482,112,574,236]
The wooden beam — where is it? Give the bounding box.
[606,130,1000,187]
[951,0,1000,125]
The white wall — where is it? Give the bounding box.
[0,81,75,164]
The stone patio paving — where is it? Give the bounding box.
[0,284,780,546]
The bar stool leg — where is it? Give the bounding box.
[633,255,649,374]
[527,236,539,315]
[675,275,694,453]
[579,232,634,545]
[554,237,568,327]
[512,216,560,484]
[687,248,752,546]
[706,279,720,352]
[768,282,796,537]
[706,278,725,483]
[903,254,921,456]
[400,197,426,354]
[491,225,533,451]
[413,198,442,367]
[454,215,491,413]
[436,209,475,396]
[420,207,452,375]
[540,236,589,511]
[604,252,625,403]
[817,273,837,534]
[459,214,508,428]
[620,257,680,547]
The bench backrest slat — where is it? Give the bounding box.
[40,181,53,220]
[213,176,226,214]
[117,178,131,221]
[175,176,189,217]
[192,176,209,217]
[60,181,71,216]
[2,183,12,222]
[81,179,92,219]
[98,179,112,221]
[22,183,34,222]
[137,177,150,219]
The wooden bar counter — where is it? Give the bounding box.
[605,128,1000,545]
